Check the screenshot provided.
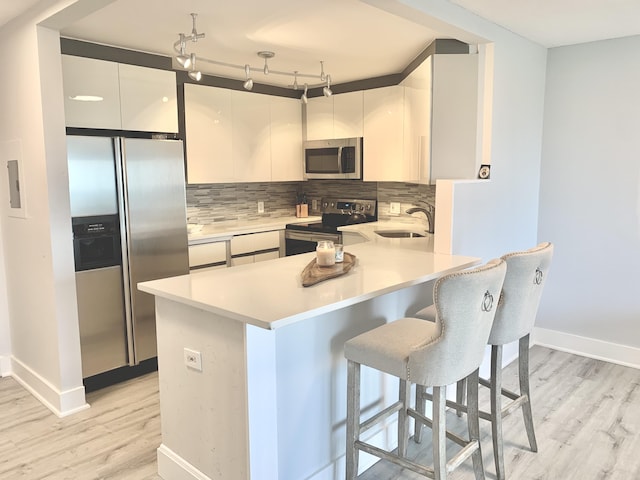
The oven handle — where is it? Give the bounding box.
[285,229,341,244]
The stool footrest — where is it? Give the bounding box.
[407,408,469,449]
[360,400,403,435]
[355,440,435,478]
[479,376,520,401]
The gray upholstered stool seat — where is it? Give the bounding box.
[413,242,553,480]
[345,259,507,480]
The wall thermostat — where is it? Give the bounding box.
[478,164,491,179]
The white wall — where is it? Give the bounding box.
[536,35,640,366]
[0,0,100,415]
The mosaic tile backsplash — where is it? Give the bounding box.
[186,180,436,225]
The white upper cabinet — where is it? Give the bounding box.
[402,57,432,184]
[232,90,271,182]
[62,55,178,133]
[305,91,363,140]
[118,64,178,133]
[429,54,479,182]
[185,84,302,184]
[270,96,303,181]
[184,84,233,184]
[333,91,363,138]
[305,96,333,140]
[62,55,121,129]
[363,86,406,181]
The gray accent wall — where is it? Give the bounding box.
[186,180,435,225]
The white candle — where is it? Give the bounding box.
[316,241,336,267]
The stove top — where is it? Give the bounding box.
[286,197,377,233]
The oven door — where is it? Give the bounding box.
[284,230,342,256]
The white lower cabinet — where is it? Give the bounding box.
[189,242,228,271]
[230,230,281,265]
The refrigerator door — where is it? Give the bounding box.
[67,136,118,217]
[119,138,189,364]
[75,266,128,377]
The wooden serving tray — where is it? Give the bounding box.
[301,253,356,287]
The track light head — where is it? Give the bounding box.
[188,53,202,81]
[323,75,332,97]
[243,64,254,91]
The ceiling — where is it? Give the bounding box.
[2,0,640,88]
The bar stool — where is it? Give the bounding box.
[344,258,506,479]
[413,242,553,479]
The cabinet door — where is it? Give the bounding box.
[184,84,233,184]
[430,55,479,182]
[232,90,271,182]
[333,91,363,138]
[189,242,227,268]
[62,55,122,129]
[305,96,333,140]
[402,58,432,184]
[119,64,178,133]
[271,96,303,181]
[363,86,406,181]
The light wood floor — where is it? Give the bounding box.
[1,346,639,479]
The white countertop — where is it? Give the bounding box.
[139,239,478,330]
[338,218,434,251]
[188,216,322,244]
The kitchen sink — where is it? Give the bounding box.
[374,230,425,238]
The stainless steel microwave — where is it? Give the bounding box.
[303,137,362,180]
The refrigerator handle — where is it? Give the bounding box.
[114,137,137,366]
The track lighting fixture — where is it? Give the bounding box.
[323,75,332,97]
[173,14,333,92]
[259,51,274,75]
[175,34,191,68]
[243,64,254,91]
[188,53,202,81]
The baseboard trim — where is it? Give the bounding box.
[10,356,89,417]
[532,327,640,370]
[0,355,11,377]
[157,444,212,480]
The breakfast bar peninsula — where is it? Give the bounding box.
[138,237,478,480]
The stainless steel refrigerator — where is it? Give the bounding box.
[67,135,189,379]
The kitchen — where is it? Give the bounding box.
[1,0,640,479]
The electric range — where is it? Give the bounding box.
[284,198,377,256]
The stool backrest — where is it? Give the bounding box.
[407,258,506,387]
[488,242,554,346]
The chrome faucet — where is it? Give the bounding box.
[406,205,435,234]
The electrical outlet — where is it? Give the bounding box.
[258,201,264,214]
[184,348,202,372]
[312,199,318,211]
[390,202,401,215]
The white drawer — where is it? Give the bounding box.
[231,230,281,255]
[189,242,227,267]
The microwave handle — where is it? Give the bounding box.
[337,146,343,173]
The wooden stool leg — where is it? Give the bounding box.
[456,378,466,417]
[519,334,538,452]
[414,384,426,443]
[346,360,361,479]
[433,386,447,480]
[467,369,485,480]
[398,379,411,457]
[491,345,505,480]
